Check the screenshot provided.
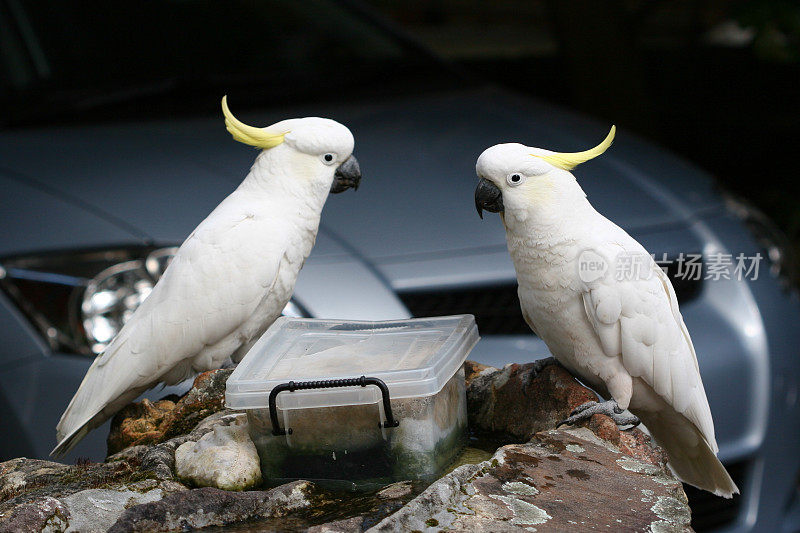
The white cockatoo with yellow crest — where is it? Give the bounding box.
[474,127,738,497]
[52,97,361,457]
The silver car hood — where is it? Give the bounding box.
[0,87,720,262]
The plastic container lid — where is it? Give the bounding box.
[226,315,479,410]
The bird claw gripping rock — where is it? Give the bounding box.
[529,356,560,377]
[559,399,641,428]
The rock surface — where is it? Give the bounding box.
[464,360,669,468]
[0,458,173,516]
[174,414,261,490]
[107,368,232,455]
[107,481,314,532]
[0,360,691,532]
[369,427,690,532]
[55,483,176,533]
[106,408,245,484]
[0,456,185,533]
[307,516,368,532]
[466,360,597,439]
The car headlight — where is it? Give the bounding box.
[723,192,798,291]
[0,246,310,356]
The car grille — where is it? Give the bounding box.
[398,257,703,335]
[685,461,746,531]
[400,283,530,334]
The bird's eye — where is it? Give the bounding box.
[322,153,335,164]
[506,173,525,187]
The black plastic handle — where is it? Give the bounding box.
[268,375,401,436]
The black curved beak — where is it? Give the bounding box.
[474,178,504,219]
[330,155,361,194]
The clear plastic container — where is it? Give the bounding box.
[225,315,479,488]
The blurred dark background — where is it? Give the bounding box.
[365,0,800,271]
[4,0,798,257]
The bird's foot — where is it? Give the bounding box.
[531,356,559,375]
[527,357,561,386]
[559,399,640,428]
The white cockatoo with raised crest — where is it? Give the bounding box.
[52,97,361,457]
[473,127,738,497]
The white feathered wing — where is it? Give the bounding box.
[52,194,291,457]
[581,242,739,497]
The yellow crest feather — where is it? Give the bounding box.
[533,125,616,170]
[221,95,286,149]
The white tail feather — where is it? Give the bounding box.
[51,347,147,458]
[638,409,739,498]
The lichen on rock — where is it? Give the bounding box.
[369,428,690,532]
